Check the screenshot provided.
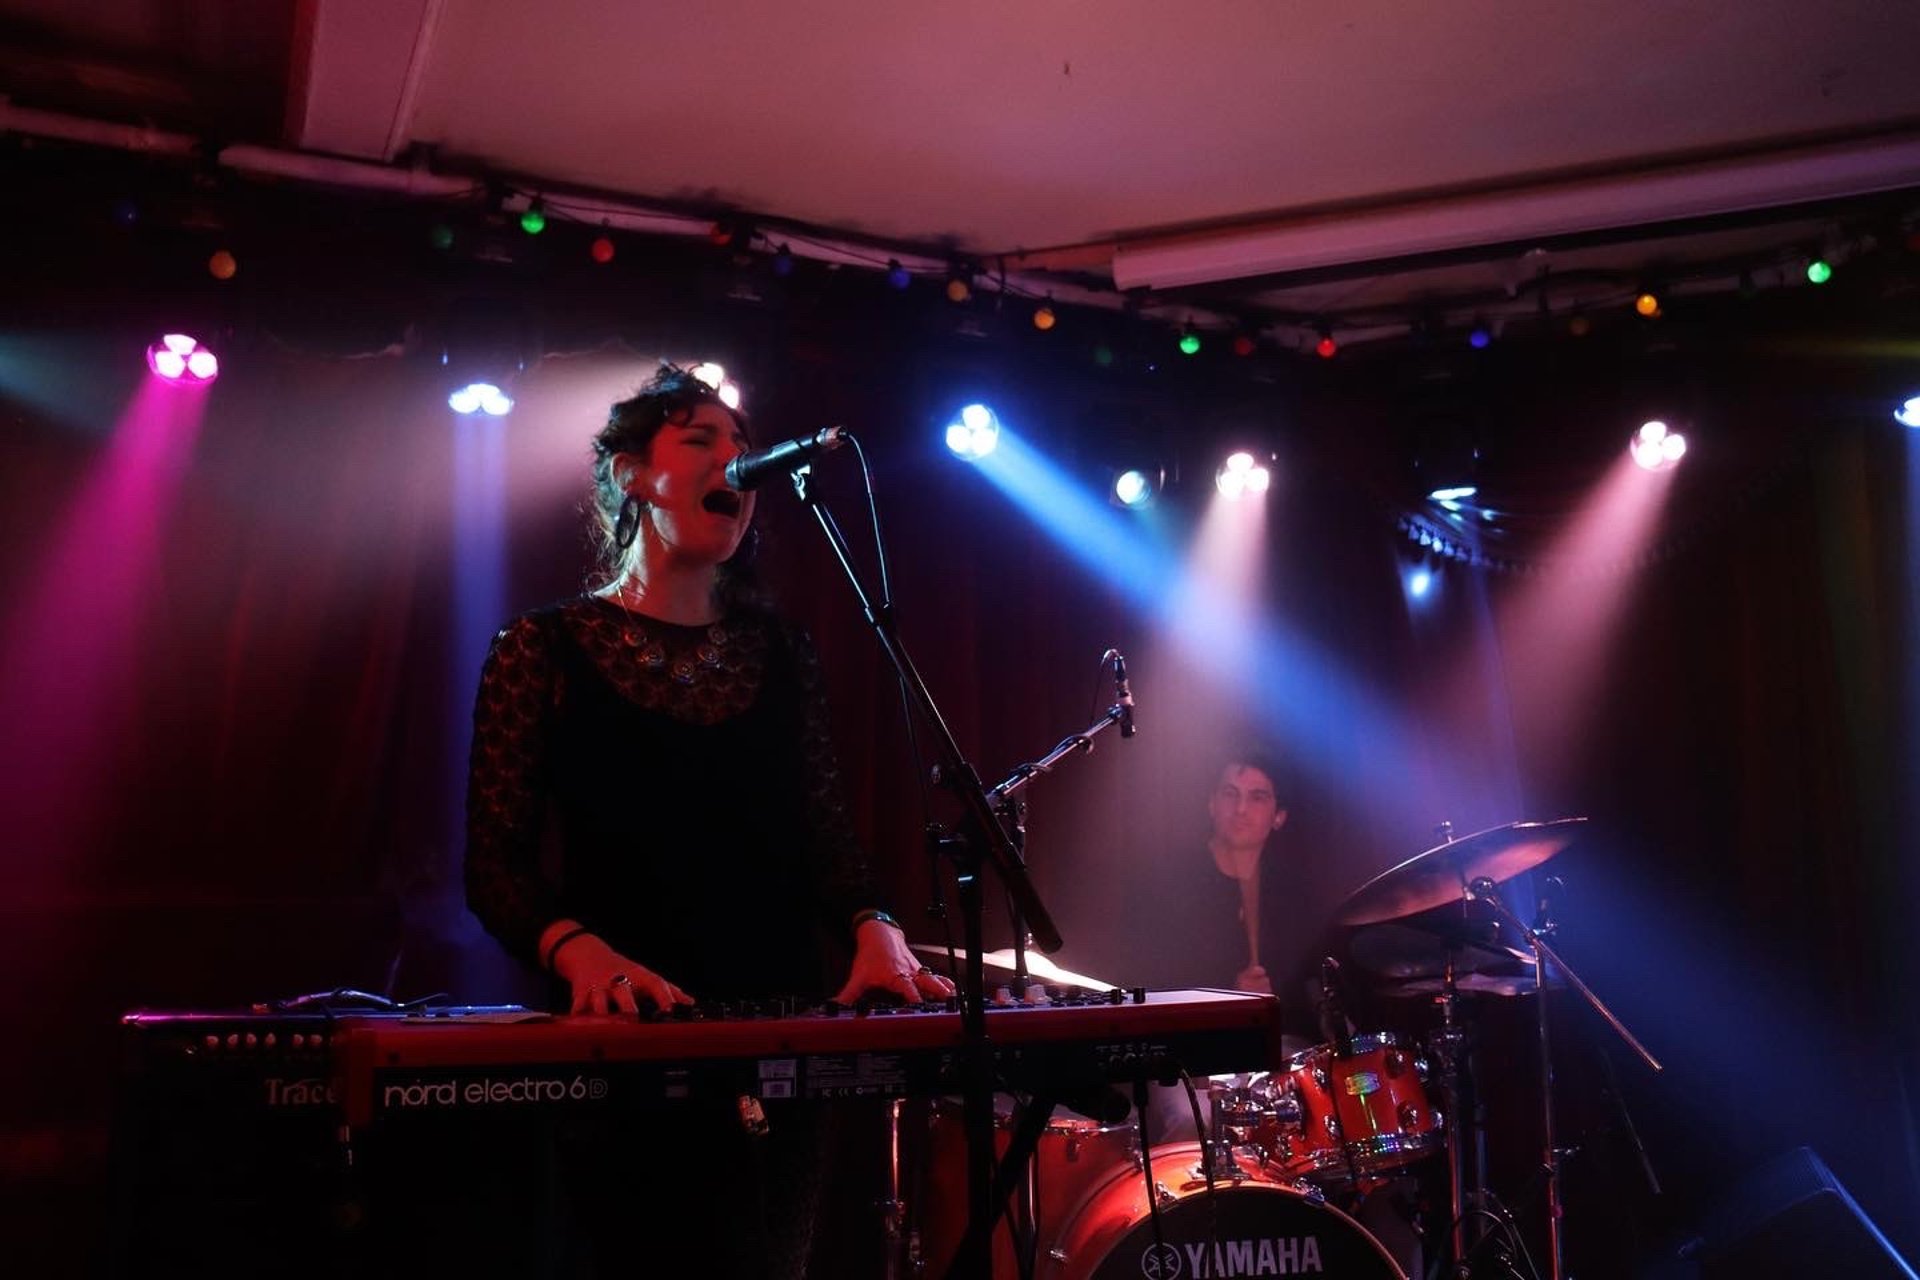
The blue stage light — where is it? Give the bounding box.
[945,403,1000,460]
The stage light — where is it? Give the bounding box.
[1112,468,1160,508]
[945,403,1000,460]
[1315,329,1338,359]
[689,362,742,410]
[1634,290,1661,318]
[146,333,218,384]
[1408,566,1434,599]
[1215,451,1271,498]
[945,268,972,304]
[520,201,547,235]
[1806,258,1833,284]
[1033,302,1056,331]
[1468,319,1491,349]
[1895,395,1920,428]
[449,382,514,416]
[887,260,911,290]
[590,235,616,264]
[1178,326,1201,356]
[1630,419,1686,470]
[1429,485,1479,504]
[207,250,238,281]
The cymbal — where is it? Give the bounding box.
[1348,922,1530,983]
[909,943,1118,992]
[1335,818,1588,927]
[1379,970,1564,999]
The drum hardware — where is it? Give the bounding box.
[1333,817,1663,1280]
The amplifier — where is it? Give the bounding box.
[106,1005,546,1278]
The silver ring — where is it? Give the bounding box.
[610,973,632,986]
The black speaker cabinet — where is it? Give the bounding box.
[1695,1147,1916,1280]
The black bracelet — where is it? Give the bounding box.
[542,925,591,972]
[851,909,901,932]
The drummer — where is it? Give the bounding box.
[1152,749,1326,1038]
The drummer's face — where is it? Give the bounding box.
[1209,764,1286,847]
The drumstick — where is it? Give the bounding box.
[1241,864,1261,970]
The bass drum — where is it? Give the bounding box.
[1041,1142,1406,1280]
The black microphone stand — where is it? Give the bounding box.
[790,466,1063,1280]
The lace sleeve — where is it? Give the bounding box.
[787,623,885,932]
[464,614,564,967]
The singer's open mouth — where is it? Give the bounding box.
[701,489,743,518]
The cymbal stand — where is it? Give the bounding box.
[1428,953,1473,1266]
[1464,876,1664,1280]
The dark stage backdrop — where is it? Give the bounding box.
[1,310,1914,1273]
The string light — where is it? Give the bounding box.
[1806,258,1833,284]
[1178,325,1201,356]
[1634,290,1661,318]
[590,234,616,264]
[1315,328,1338,359]
[886,260,910,290]
[519,200,547,235]
[207,250,238,280]
[1032,301,1056,331]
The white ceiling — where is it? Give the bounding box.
[3,0,1920,323]
[321,0,1920,251]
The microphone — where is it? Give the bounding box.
[723,425,847,491]
[1112,650,1136,738]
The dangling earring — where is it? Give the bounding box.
[614,494,644,549]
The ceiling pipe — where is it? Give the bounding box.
[0,98,1233,328]
[1112,130,1920,291]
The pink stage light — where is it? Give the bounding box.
[1631,420,1686,470]
[146,333,219,384]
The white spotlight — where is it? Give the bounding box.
[1214,450,1271,498]
[1631,420,1686,471]
[1113,468,1158,508]
[1896,395,1920,428]
[690,362,743,410]
[450,382,514,416]
[945,403,1000,460]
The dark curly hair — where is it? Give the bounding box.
[588,363,762,602]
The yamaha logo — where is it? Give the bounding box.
[1140,1241,1185,1278]
[1137,1236,1324,1277]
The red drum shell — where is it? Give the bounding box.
[1039,1141,1406,1280]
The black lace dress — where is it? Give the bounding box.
[466,595,877,998]
[463,594,881,1278]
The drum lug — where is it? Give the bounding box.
[1152,1181,1179,1208]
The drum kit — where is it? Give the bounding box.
[899,817,1663,1280]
